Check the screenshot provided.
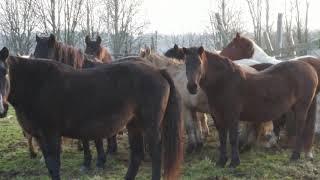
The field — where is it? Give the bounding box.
[1,107,320,180]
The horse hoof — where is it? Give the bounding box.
[305,152,314,161]
[80,165,91,173]
[216,157,228,168]
[186,144,196,154]
[228,159,240,168]
[290,152,300,161]
[30,152,37,159]
[195,142,204,152]
[107,148,117,155]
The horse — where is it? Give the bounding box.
[140,48,278,152]
[164,45,280,151]
[33,34,117,168]
[164,44,185,60]
[183,46,318,168]
[220,32,318,149]
[85,35,113,63]
[0,47,183,180]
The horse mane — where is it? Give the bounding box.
[243,36,281,64]
[203,49,240,73]
[54,42,85,69]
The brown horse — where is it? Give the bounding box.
[33,34,117,169]
[183,46,318,168]
[221,33,318,151]
[0,47,183,180]
[85,35,112,63]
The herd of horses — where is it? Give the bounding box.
[0,32,318,180]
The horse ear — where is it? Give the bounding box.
[139,48,146,57]
[49,34,56,46]
[85,35,90,44]
[236,32,241,39]
[145,47,151,56]
[182,47,187,54]
[36,35,40,42]
[96,36,102,45]
[174,44,179,50]
[198,46,204,55]
[0,47,9,62]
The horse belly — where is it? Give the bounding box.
[62,109,134,139]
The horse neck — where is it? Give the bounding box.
[203,51,241,85]
[56,43,84,69]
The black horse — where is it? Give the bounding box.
[0,47,183,180]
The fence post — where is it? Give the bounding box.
[263,31,273,55]
[275,13,283,56]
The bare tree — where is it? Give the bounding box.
[246,0,263,46]
[0,0,37,54]
[63,0,85,45]
[36,0,63,39]
[208,0,244,49]
[103,0,148,56]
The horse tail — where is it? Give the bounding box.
[160,69,184,180]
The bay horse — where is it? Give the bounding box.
[183,46,318,168]
[33,34,117,169]
[221,32,319,151]
[0,47,183,180]
[85,35,113,63]
[140,48,278,152]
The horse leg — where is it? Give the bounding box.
[215,119,228,167]
[229,120,240,168]
[80,139,92,171]
[95,139,106,169]
[125,125,144,180]
[37,134,61,180]
[199,113,209,138]
[145,128,161,180]
[303,98,317,160]
[184,107,197,153]
[24,131,37,158]
[191,111,203,151]
[106,135,118,154]
[290,104,309,161]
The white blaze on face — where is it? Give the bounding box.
[0,95,5,114]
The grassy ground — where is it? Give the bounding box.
[1,107,320,180]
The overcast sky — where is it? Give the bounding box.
[141,0,320,34]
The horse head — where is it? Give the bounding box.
[34,34,57,59]
[220,32,255,60]
[164,44,185,60]
[0,47,10,118]
[183,46,205,94]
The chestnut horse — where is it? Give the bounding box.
[221,33,319,149]
[165,44,278,150]
[143,47,278,152]
[0,47,183,180]
[183,46,318,168]
[85,35,112,63]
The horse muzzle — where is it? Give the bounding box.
[187,83,198,94]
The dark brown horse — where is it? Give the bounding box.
[0,47,183,180]
[33,34,115,169]
[85,35,112,63]
[183,46,318,168]
[164,44,185,60]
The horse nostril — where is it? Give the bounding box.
[187,83,198,94]
[265,134,273,141]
